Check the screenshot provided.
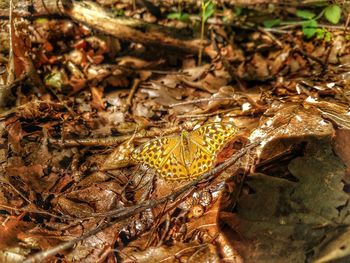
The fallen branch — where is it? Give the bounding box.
[1,0,204,53]
[49,124,192,147]
[23,140,261,263]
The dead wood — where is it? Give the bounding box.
[0,0,204,53]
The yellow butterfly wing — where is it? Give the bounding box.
[187,146,215,178]
[132,122,238,180]
[159,145,189,180]
[132,135,189,180]
[190,122,238,153]
[188,122,238,177]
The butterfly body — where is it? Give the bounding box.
[132,123,238,181]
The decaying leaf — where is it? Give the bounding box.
[1,1,350,262]
[220,136,349,262]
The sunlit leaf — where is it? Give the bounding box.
[44,71,63,89]
[167,12,190,22]
[263,19,281,28]
[35,18,48,24]
[234,7,243,16]
[324,4,342,24]
[296,9,316,19]
[203,1,215,22]
[302,19,318,38]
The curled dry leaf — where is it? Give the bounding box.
[121,242,220,263]
[3,2,350,262]
[91,86,105,111]
[314,227,350,263]
[101,140,134,170]
[249,103,334,161]
[220,136,348,262]
[6,164,59,193]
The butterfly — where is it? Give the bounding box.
[131,122,238,181]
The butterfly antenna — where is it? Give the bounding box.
[128,124,139,145]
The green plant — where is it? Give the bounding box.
[263,19,281,28]
[111,7,125,17]
[296,5,341,39]
[202,0,215,23]
[198,0,215,65]
[167,0,191,23]
[324,4,342,24]
[264,3,342,41]
[167,12,190,22]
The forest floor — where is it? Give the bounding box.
[0,1,350,262]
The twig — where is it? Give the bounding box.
[176,108,238,119]
[276,22,350,32]
[0,178,32,205]
[7,0,14,86]
[344,12,350,32]
[23,218,110,263]
[317,23,350,30]
[48,123,193,147]
[258,26,283,47]
[23,140,261,263]
[126,78,141,110]
[263,28,291,34]
[90,140,260,219]
[0,204,74,220]
[149,70,185,75]
[198,1,206,66]
[169,97,237,107]
[46,86,75,115]
[294,46,327,72]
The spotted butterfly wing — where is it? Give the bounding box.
[132,123,238,181]
[131,135,180,175]
[190,122,238,153]
[158,145,189,180]
[187,123,238,177]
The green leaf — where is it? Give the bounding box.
[179,13,190,22]
[315,28,332,42]
[313,0,329,7]
[167,13,180,19]
[167,12,190,22]
[316,28,326,39]
[324,31,332,42]
[111,7,125,17]
[35,18,48,24]
[234,7,243,16]
[324,4,342,24]
[263,19,281,28]
[316,28,332,42]
[203,1,215,22]
[296,9,316,19]
[44,72,63,90]
[302,19,318,38]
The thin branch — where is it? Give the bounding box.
[177,108,239,119]
[258,26,283,47]
[126,78,141,110]
[6,0,14,86]
[49,123,194,147]
[23,140,261,263]
[169,97,237,107]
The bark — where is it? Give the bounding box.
[1,0,204,53]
